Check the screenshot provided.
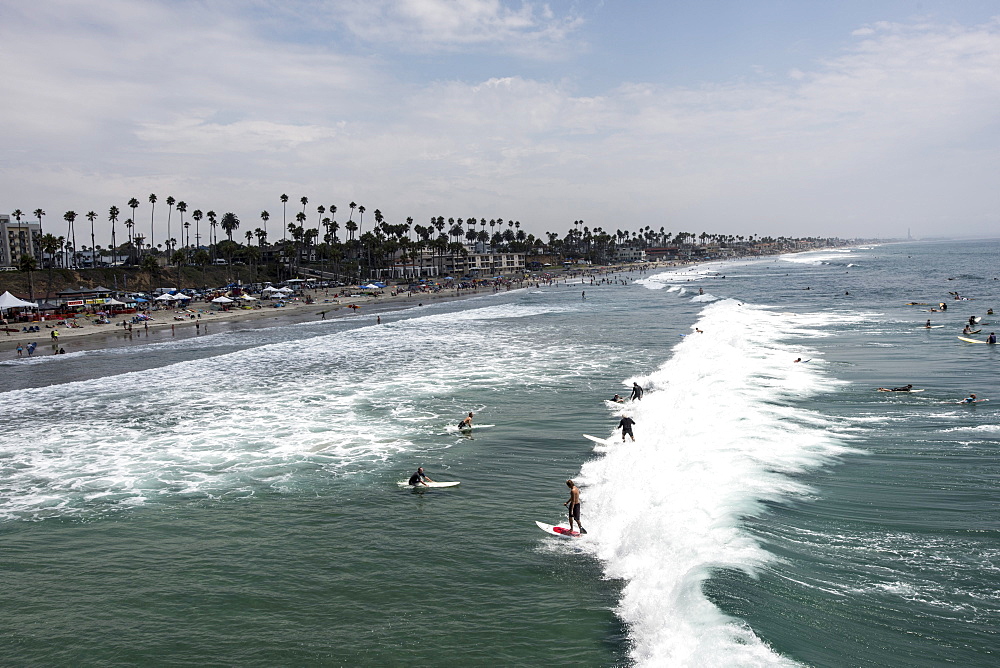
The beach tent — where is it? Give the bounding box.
[0,291,38,312]
[362,283,380,289]
[154,293,176,301]
[211,296,234,304]
[173,293,192,300]
[104,298,128,306]
[237,294,258,300]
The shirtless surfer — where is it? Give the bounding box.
[564,480,586,534]
[458,412,474,430]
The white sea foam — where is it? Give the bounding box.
[572,299,859,666]
[0,302,605,522]
[779,249,856,265]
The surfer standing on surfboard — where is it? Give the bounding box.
[564,480,586,535]
[408,467,434,486]
[630,382,643,401]
[618,415,636,442]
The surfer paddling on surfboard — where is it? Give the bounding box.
[458,412,474,430]
[564,480,586,535]
[408,467,434,486]
[877,384,914,392]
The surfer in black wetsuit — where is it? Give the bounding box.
[891,384,914,392]
[630,382,643,401]
[564,480,586,534]
[408,467,433,486]
[618,415,636,442]
[989,333,997,344]
[969,316,977,328]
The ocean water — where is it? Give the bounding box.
[2,239,998,666]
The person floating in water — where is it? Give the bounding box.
[968,316,977,328]
[963,324,974,335]
[611,394,625,403]
[564,480,586,535]
[988,332,997,344]
[878,384,914,392]
[960,394,979,404]
[618,414,636,442]
[630,382,643,401]
[458,412,474,430]
[925,319,932,328]
[408,467,434,486]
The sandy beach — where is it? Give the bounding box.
[3,264,671,355]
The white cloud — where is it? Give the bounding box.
[2,4,1000,243]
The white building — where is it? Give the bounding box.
[0,214,42,268]
[615,246,646,263]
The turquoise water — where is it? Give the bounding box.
[2,240,999,666]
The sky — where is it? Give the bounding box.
[2,0,1000,246]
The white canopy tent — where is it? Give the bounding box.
[211,296,234,304]
[0,291,38,312]
[237,294,258,301]
[104,298,128,306]
[154,293,176,301]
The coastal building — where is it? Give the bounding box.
[447,250,525,277]
[615,246,647,263]
[0,214,42,268]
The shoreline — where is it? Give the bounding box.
[3,246,861,356]
[2,262,681,355]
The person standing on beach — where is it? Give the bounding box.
[16,343,23,356]
[630,382,643,401]
[564,480,586,534]
[27,342,36,356]
[618,415,636,442]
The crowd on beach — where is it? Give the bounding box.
[2,260,670,354]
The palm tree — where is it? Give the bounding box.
[358,205,366,233]
[124,218,135,263]
[300,196,308,215]
[207,211,218,255]
[40,233,61,299]
[176,201,187,257]
[127,197,140,253]
[260,210,269,241]
[184,221,191,252]
[348,201,357,222]
[280,194,289,242]
[165,196,176,254]
[148,193,157,257]
[108,206,120,266]
[192,209,203,251]
[63,211,77,268]
[86,211,97,267]
[220,212,240,242]
[33,208,45,239]
[17,253,37,301]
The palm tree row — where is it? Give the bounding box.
[13,193,844,280]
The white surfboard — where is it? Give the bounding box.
[876,388,925,392]
[397,481,461,488]
[535,521,583,538]
[957,398,989,405]
[921,325,944,329]
[957,336,988,344]
[582,433,613,445]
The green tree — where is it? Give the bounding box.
[17,253,37,301]
[108,206,120,265]
[220,212,240,242]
